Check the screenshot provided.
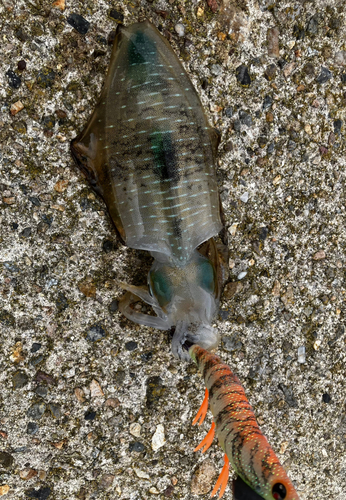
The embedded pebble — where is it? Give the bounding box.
[129,422,141,437]
[237,271,247,280]
[211,64,222,76]
[35,386,48,398]
[236,65,251,86]
[322,393,331,404]
[298,346,306,363]
[239,110,252,126]
[279,441,289,454]
[27,402,46,420]
[334,50,346,66]
[134,468,150,479]
[206,0,218,13]
[283,62,296,78]
[306,14,319,35]
[54,179,69,193]
[36,68,56,88]
[190,459,217,495]
[0,486,10,496]
[313,339,322,350]
[86,323,106,341]
[109,9,124,23]
[334,119,342,135]
[99,473,115,490]
[27,422,39,435]
[264,63,277,81]
[67,13,90,35]
[267,27,279,57]
[152,424,165,451]
[90,379,104,397]
[239,192,249,203]
[0,452,14,468]
[104,397,120,408]
[146,376,166,408]
[19,468,38,480]
[6,69,21,88]
[129,441,145,453]
[48,403,61,418]
[52,0,65,11]
[125,340,138,351]
[316,66,332,84]
[10,100,24,115]
[25,486,51,499]
[175,23,185,37]
[12,370,29,389]
[229,223,238,235]
[84,409,96,420]
[313,250,326,260]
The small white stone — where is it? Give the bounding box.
[152,424,165,452]
[335,50,346,66]
[90,379,104,397]
[240,192,249,203]
[129,422,141,437]
[279,441,289,454]
[149,487,160,494]
[229,222,238,235]
[297,346,306,363]
[175,23,185,37]
[237,271,247,280]
[313,339,322,351]
[133,468,150,480]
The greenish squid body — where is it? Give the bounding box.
[71,21,227,361]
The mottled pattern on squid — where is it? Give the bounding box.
[190,345,300,500]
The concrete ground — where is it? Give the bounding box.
[0,0,345,499]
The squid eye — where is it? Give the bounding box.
[149,270,172,307]
[272,483,287,500]
[198,259,215,293]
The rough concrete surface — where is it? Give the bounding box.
[0,0,345,499]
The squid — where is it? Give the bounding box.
[71,21,228,361]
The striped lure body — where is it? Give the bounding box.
[189,345,300,500]
[71,21,227,361]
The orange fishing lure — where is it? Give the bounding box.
[189,345,300,500]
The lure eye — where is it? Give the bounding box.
[272,483,287,500]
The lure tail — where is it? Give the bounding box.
[189,345,300,500]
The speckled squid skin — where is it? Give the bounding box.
[190,345,300,500]
[71,21,227,361]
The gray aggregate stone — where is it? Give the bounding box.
[27,402,46,420]
[316,66,332,84]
